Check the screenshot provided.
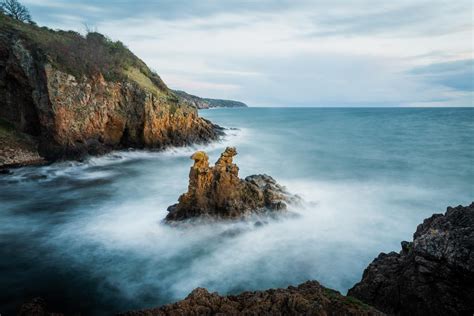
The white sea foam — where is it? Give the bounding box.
[1,108,471,311]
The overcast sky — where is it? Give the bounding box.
[23,0,473,107]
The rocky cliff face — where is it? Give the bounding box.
[121,281,383,316]
[348,202,474,315]
[0,15,219,166]
[165,147,298,222]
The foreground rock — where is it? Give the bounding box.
[0,15,219,167]
[349,202,474,315]
[165,147,298,222]
[120,281,383,316]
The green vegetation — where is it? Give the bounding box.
[0,13,169,92]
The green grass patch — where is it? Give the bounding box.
[0,14,169,87]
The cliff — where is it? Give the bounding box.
[0,15,219,167]
[349,202,474,315]
[173,90,248,109]
[165,147,299,222]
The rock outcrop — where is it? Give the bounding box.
[348,202,474,315]
[0,15,219,167]
[120,281,383,316]
[165,147,298,222]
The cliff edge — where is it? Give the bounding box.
[0,14,219,168]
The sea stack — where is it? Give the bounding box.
[165,147,298,222]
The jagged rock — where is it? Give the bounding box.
[120,281,384,316]
[165,147,298,222]
[348,202,474,315]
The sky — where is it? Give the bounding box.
[22,0,473,107]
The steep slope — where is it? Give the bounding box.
[0,14,219,166]
[173,89,247,109]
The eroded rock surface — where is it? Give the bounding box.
[120,281,383,316]
[165,147,298,222]
[348,202,474,315]
[0,15,219,166]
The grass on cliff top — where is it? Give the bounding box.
[0,14,170,96]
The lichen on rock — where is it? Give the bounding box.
[165,147,299,222]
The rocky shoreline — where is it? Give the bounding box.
[0,14,221,169]
[14,164,473,315]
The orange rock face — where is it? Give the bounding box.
[1,35,220,162]
[165,147,298,222]
[42,66,218,159]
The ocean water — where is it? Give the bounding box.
[0,107,473,314]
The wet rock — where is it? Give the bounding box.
[120,281,383,316]
[348,202,474,315]
[165,147,299,222]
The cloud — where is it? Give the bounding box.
[21,0,474,107]
[410,59,474,91]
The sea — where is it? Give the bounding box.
[0,107,473,314]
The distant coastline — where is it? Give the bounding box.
[173,90,248,109]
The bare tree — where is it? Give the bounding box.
[1,0,32,23]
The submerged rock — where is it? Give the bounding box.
[120,281,383,316]
[165,147,299,222]
[348,202,474,315]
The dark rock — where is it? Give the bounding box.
[348,202,474,315]
[119,281,383,316]
[165,147,299,222]
[18,297,64,316]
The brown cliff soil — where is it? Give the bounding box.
[0,14,220,167]
[165,147,299,222]
[348,202,474,315]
